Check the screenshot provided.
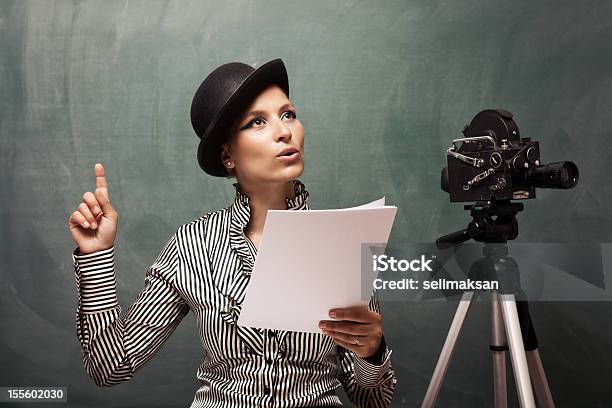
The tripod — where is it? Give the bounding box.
[421,201,555,408]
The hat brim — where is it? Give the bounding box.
[197,58,289,177]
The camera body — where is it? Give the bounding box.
[441,109,577,202]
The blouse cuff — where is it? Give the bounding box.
[353,344,394,388]
[73,246,119,313]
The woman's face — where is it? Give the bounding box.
[222,84,305,183]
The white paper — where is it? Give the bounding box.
[237,197,397,333]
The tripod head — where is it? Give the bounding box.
[437,199,524,248]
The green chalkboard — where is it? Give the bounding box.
[2,0,612,406]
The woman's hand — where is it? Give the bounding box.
[68,163,119,255]
[319,305,383,359]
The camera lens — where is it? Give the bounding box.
[524,161,579,189]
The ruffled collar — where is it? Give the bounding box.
[228,179,310,275]
[219,179,310,340]
[231,179,310,216]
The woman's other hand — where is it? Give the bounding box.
[68,163,119,254]
[318,305,383,359]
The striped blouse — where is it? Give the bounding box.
[72,179,397,407]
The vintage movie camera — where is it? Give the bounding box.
[441,109,578,202]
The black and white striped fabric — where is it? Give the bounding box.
[72,179,397,407]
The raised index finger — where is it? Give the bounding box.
[94,163,108,189]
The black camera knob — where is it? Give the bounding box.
[526,146,539,164]
[512,156,528,171]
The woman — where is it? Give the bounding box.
[68,58,397,407]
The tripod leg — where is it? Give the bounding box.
[491,292,507,408]
[515,300,555,407]
[421,291,475,408]
[499,294,536,408]
[527,350,555,407]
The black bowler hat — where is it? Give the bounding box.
[190,58,290,177]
